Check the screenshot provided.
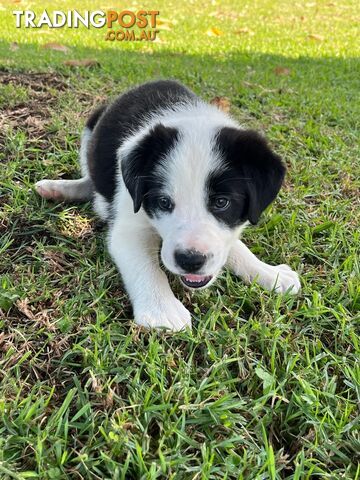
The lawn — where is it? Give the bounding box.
[0,0,359,478]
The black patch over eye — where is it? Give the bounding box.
[157,196,174,211]
[210,196,231,211]
[206,169,248,228]
[121,124,179,213]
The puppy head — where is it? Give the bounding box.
[121,123,285,289]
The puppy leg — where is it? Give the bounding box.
[35,177,93,202]
[35,126,94,203]
[108,222,191,331]
[227,240,300,294]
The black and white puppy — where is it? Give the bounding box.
[35,80,300,330]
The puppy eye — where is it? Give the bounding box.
[157,196,173,211]
[211,196,231,211]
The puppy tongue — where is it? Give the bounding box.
[184,274,206,282]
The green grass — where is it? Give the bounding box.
[0,0,359,478]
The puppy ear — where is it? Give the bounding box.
[121,124,179,213]
[217,127,286,224]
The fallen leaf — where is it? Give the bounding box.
[63,59,100,68]
[206,26,224,36]
[307,33,324,41]
[209,10,224,18]
[9,42,19,51]
[209,10,240,20]
[35,310,56,331]
[43,42,69,53]
[210,96,231,113]
[122,422,136,431]
[24,116,45,129]
[43,250,68,272]
[90,372,103,393]
[105,389,114,408]
[16,298,35,320]
[235,27,254,35]
[274,66,292,76]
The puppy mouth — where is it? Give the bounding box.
[180,274,213,289]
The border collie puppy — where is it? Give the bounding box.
[35,80,300,331]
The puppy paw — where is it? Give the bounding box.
[35,180,65,201]
[134,298,192,331]
[258,264,301,294]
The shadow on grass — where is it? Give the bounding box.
[1,40,359,124]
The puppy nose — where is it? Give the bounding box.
[174,250,206,273]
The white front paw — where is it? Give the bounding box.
[259,264,301,294]
[134,298,192,331]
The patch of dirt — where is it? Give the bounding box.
[0,71,68,92]
[0,72,70,154]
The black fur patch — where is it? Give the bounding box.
[206,169,250,228]
[85,104,108,131]
[121,124,179,215]
[209,127,286,226]
[87,80,196,202]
